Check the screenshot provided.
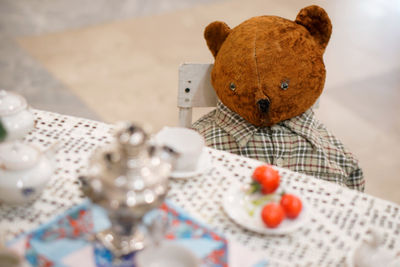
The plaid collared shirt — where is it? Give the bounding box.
[192,101,364,191]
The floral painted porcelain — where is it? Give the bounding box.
[0,90,51,204]
[0,142,54,204]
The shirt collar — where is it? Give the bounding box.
[214,100,320,149]
[214,100,258,148]
[281,108,322,149]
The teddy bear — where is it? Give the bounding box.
[192,5,364,191]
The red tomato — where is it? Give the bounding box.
[280,194,302,219]
[252,165,268,183]
[252,165,280,194]
[261,203,285,228]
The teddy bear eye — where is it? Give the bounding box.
[280,81,289,90]
[229,82,236,91]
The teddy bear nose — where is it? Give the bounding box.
[257,99,270,113]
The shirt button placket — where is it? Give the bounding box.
[275,158,284,167]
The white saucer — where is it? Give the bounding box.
[169,150,213,179]
[223,185,308,235]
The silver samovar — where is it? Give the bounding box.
[80,123,177,260]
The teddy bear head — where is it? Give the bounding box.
[204,5,332,126]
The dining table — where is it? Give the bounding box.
[1,109,400,267]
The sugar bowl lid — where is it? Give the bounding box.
[0,90,28,116]
[0,142,40,170]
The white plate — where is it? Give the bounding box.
[223,185,308,235]
[169,150,212,179]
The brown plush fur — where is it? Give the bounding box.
[204,5,332,126]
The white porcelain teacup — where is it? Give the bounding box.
[155,127,205,172]
[135,242,199,267]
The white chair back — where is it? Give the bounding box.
[177,63,216,128]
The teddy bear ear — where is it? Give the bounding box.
[295,5,332,50]
[204,21,231,58]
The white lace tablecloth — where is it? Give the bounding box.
[1,110,400,266]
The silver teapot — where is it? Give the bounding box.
[80,123,177,257]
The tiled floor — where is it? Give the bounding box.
[1,0,399,203]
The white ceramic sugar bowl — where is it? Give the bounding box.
[0,142,54,204]
[0,90,35,141]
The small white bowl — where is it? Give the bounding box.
[155,127,205,172]
[135,242,200,267]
